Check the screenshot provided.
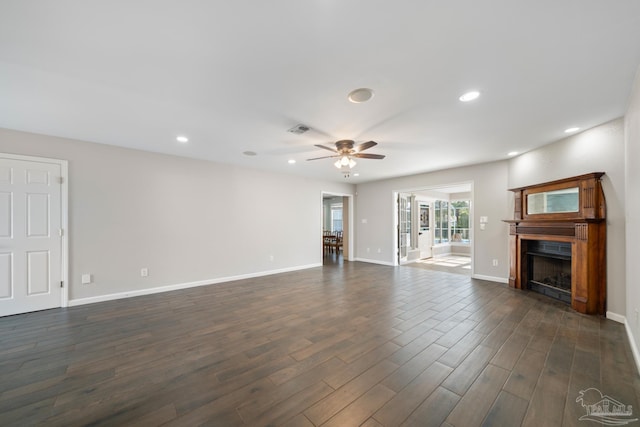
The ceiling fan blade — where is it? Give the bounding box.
[354,141,377,152]
[307,155,340,161]
[314,144,338,153]
[354,153,385,159]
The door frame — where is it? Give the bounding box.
[393,181,474,273]
[320,191,354,261]
[1,153,69,309]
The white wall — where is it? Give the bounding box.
[0,128,354,302]
[508,118,626,317]
[451,191,472,200]
[625,67,640,366]
[355,161,510,280]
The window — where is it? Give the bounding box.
[450,200,470,243]
[433,199,471,245]
[331,204,343,232]
[434,200,449,244]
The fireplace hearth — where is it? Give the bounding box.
[505,173,606,315]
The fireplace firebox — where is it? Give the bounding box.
[504,173,606,315]
[527,241,572,304]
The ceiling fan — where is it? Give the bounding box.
[307,140,385,169]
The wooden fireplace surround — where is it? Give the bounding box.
[505,172,606,314]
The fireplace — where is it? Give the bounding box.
[527,241,572,304]
[505,173,606,315]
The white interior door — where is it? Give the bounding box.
[0,157,63,317]
[418,202,432,259]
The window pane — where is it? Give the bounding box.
[451,200,470,242]
[434,200,449,243]
[331,205,343,232]
[434,201,441,244]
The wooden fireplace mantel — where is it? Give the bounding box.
[504,172,606,314]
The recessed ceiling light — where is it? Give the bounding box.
[348,88,374,103]
[564,127,580,133]
[459,91,480,102]
[508,151,518,156]
[288,159,296,164]
[353,173,360,177]
[243,151,257,156]
[176,135,189,143]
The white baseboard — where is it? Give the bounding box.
[471,274,509,284]
[604,312,640,375]
[606,311,626,324]
[354,258,396,267]
[68,263,322,307]
[624,317,640,375]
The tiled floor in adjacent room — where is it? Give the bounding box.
[406,255,472,276]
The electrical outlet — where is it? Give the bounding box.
[141,268,148,277]
[81,274,92,285]
[366,247,370,253]
[269,255,274,262]
[377,248,382,253]
[492,259,499,267]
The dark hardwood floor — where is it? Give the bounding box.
[1,261,639,426]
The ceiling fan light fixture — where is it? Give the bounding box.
[334,159,342,169]
[348,158,357,168]
[348,88,374,103]
[340,155,350,166]
[459,91,480,102]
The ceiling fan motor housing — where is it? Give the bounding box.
[335,140,355,152]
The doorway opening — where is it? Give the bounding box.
[321,192,353,266]
[396,182,473,276]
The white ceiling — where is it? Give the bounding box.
[1,1,640,183]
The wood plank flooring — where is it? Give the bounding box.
[1,261,639,426]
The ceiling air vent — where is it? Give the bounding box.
[287,124,311,134]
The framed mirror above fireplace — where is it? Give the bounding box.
[505,172,606,315]
[526,187,579,215]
